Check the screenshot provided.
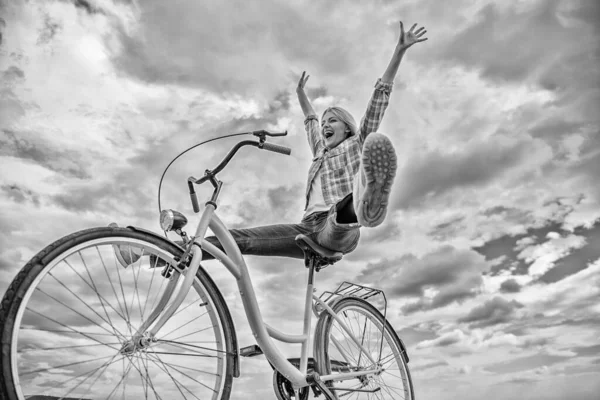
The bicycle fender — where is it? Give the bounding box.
[125,225,241,377]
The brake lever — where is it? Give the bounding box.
[251,130,288,138]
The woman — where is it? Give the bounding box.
[114,21,427,265]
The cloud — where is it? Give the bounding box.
[357,246,490,313]
[517,232,587,277]
[1,129,91,179]
[499,278,521,293]
[392,135,547,209]
[459,296,524,327]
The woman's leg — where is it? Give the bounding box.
[202,222,317,260]
[314,194,361,254]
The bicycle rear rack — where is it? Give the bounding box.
[319,281,387,308]
[317,281,389,365]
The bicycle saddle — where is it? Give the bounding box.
[295,234,343,269]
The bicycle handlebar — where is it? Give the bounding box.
[187,130,291,212]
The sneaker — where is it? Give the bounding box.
[109,223,143,268]
[353,133,397,227]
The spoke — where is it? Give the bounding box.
[333,322,359,366]
[146,351,214,397]
[168,325,215,342]
[20,342,121,352]
[129,247,146,324]
[157,339,230,355]
[21,353,115,377]
[160,311,208,339]
[141,253,160,321]
[54,352,124,397]
[155,341,217,357]
[47,271,126,341]
[357,312,368,367]
[145,351,216,358]
[35,287,120,338]
[172,299,201,318]
[104,359,134,400]
[63,258,128,322]
[134,355,149,400]
[132,352,162,400]
[78,352,125,400]
[144,352,193,400]
[112,248,133,336]
[25,308,120,350]
[141,357,218,377]
[93,247,129,340]
[21,327,117,337]
[96,246,128,321]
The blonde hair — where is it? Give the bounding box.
[321,106,358,138]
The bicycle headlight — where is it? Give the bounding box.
[159,209,188,231]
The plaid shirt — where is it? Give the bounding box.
[303,78,393,210]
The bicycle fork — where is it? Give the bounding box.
[120,205,217,351]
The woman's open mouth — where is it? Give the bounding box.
[324,130,334,138]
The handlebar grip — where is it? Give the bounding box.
[190,193,200,213]
[261,142,292,156]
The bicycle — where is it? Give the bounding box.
[0,130,414,400]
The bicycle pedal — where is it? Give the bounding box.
[239,344,263,357]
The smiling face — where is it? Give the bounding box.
[321,111,351,149]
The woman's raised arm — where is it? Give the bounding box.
[296,71,316,117]
[381,21,428,84]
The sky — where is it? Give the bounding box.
[1,0,599,399]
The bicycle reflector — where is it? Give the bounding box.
[159,209,188,231]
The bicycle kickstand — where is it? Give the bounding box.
[306,372,338,400]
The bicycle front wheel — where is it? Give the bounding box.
[314,297,414,400]
[0,226,234,400]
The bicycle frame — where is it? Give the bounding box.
[133,201,383,390]
[132,135,382,390]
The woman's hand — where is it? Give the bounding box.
[296,71,316,117]
[297,71,310,93]
[397,21,427,51]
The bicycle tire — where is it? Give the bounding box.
[313,296,414,400]
[0,226,235,400]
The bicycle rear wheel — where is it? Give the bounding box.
[314,297,414,400]
[0,226,234,400]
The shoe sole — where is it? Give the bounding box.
[358,133,397,227]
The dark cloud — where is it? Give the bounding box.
[458,296,524,327]
[538,219,600,283]
[0,16,5,45]
[71,0,104,15]
[267,184,304,213]
[428,215,466,241]
[484,354,570,374]
[571,344,600,358]
[474,217,600,282]
[1,184,40,206]
[306,86,329,100]
[51,175,155,220]
[411,359,449,371]
[0,129,91,179]
[392,136,532,209]
[499,278,521,293]
[395,325,439,347]
[435,1,596,86]
[474,220,562,275]
[108,1,355,96]
[37,14,62,44]
[2,66,25,81]
[357,246,490,313]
